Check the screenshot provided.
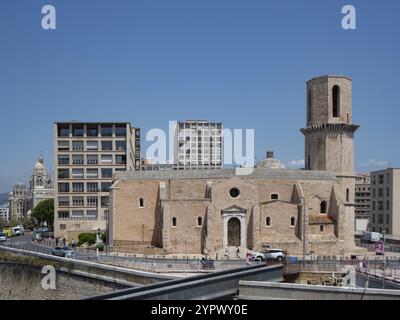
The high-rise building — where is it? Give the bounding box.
[53,122,140,239]
[370,168,400,236]
[354,173,371,231]
[0,204,10,222]
[173,120,223,170]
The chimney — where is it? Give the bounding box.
[266,150,274,159]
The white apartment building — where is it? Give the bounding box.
[370,168,400,236]
[355,173,370,232]
[174,120,223,170]
[0,204,9,222]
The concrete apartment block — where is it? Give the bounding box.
[53,122,140,240]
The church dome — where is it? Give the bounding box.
[256,151,286,169]
[33,155,45,171]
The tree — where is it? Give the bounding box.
[32,199,54,227]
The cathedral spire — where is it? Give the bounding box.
[38,151,44,164]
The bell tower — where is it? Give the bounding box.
[300,75,359,175]
[301,76,360,249]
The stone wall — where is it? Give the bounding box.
[0,262,123,300]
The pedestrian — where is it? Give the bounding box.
[236,246,240,258]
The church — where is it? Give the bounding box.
[109,75,360,256]
[8,155,54,222]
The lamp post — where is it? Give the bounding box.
[302,196,307,266]
[381,230,386,289]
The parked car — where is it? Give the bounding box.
[12,225,25,236]
[51,246,75,258]
[251,249,286,262]
[0,232,7,242]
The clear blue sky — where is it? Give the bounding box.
[0,0,399,193]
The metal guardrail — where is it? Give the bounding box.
[355,240,400,253]
[1,238,246,274]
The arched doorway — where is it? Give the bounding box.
[227,217,241,247]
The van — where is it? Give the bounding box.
[2,227,12,238]
[361,231,381,243]
[12,225,25,236]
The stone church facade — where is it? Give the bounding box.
[109,75,360,256]
[9,155,54,221]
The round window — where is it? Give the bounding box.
[229,188,240,199]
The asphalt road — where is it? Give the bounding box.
[2,235,246,267]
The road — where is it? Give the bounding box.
[2,234,247,273]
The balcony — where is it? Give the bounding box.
[58,216,99,221]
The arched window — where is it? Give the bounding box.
[290,217,296,226]
[346,188,350,202]
[197,217,203,226]
[308,88,312,122]
[332,85,340,117]
[266,216,271,226]
[271,193,279,200]
[320,201,327,214]
[172,217,177,227]
[139,198,144,208]
[36,176,43,187]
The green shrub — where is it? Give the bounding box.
[77,233,96,246]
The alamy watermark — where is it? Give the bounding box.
[342,5,356,30]
[41,5,56,30]
[145,121,255,170]
[41,265,56,290]
[41,4,357,31]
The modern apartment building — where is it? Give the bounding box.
[54,122,140,239]
[354,173,371,231]
[173,120,223,170]
[370,168,400,236]
[0,204,10,222]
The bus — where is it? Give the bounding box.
[2,226,12,237]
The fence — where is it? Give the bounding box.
[0,238,246,274]
[284,256,400,284]
[355,240,400,253]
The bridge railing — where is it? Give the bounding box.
[284,257,400,283]
[0,238,248,274]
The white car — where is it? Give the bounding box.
[12,225,25,236]
[0,232,7,242]
[251,249,285,262]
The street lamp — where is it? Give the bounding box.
[302,196,307,266]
